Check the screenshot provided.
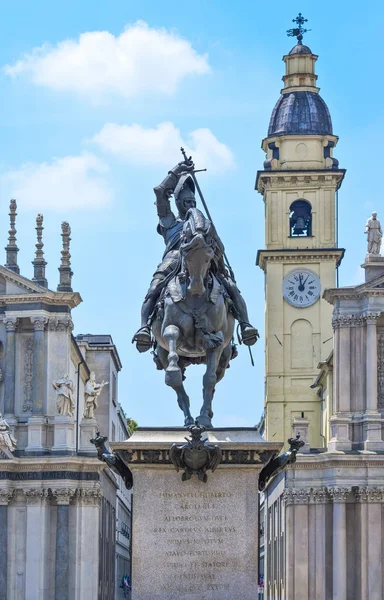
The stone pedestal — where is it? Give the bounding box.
[362,412,384,452]
[52,416,75,454]
[328,415,352,452]
[112,428,281,600]
[361,255,384,282]
[292,416,310,453]
[25,416,48,453]
[79,418,98,454]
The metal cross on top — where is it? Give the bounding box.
[286,13,311,44]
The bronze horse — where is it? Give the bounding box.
[152,208,235,429]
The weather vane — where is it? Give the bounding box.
[286,13,311,44]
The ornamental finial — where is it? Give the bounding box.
[4,199,20,274]
[32,214,48,288]
[57,221,73,292]
[287,13,311,44]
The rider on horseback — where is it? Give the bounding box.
[133,160,259,353]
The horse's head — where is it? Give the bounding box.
[180,208,215,296]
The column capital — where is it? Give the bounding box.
[283,488,310,506]
[31,316,48,331]
[0,488,15,505]
[363,311,381,324]
[75,486,103,506]
[24,488,51,506]
[48,316,74,332]
[354,486,384,503]
[328,486,351,502]
[52,488,76,505]
[332,314,361,329]
[3,317,19,332]
[311,487,329,504]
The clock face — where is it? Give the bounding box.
[282,269,321,308]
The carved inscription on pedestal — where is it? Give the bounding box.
[133,470,258,599]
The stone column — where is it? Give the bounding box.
[366,488,383,599]
[366,314,379,411]
[293,491,309,600]
[355,488,368,599]
[53,489,75,600]
[31,317,48,415]
[363,313,383,450]
[328,316,352,452]
[25,488,51,600]
[329,487,349,600]
[0,489,14,600]
[2,317,18,415]
[313,488,327,600]
[284,494,295,600]
[72,488,102,599]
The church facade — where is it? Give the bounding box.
[258,23,384,600]
[0,205,131,600]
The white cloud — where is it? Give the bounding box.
[2,153,111,211]
[91,122,235,173]
[4,21,209,99]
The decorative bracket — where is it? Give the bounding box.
[91,431,133,490]
[258,433,305,491]
[169,421,222,483]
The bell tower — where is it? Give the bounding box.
[256,16,345,447]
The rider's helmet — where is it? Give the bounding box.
[174,174,196,217]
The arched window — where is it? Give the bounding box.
[289,200,312,237]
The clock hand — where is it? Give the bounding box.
[303,274,310,287]
[298,274,305,292]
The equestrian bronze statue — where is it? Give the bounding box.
[133,156,258,428]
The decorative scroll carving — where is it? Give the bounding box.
[332,314,363,329]
[311,487,328,503]
[22,336,34,412]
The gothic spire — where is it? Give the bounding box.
[4,199,20,274]
[32,214,48,288]
[57,221,73,292]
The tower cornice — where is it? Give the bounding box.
[256,248,345,271]
[255,169,346,194]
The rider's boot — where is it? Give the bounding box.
[132,297,155,352]
[239,322,260,347]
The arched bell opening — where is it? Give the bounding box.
[289,199,312,237]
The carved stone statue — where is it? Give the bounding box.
[53,374,75,417]
[0,412,17,452]
[365,212,383,255]
[84,372,108,419]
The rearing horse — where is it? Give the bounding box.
[152,208,235,429]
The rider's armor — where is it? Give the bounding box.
[133,163,258,352]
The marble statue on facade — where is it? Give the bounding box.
[365,212,383,255]
[0,412,17,452]
[53,374,76,417]
[84,372,108,419]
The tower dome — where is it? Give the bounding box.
[268,91,332,137]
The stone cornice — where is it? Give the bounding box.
[283,485,384,505]
[332,312,381,329]
[324,273,384,304]
[255,169,346,194]
[256,248,345,271]
[0,456,105,475]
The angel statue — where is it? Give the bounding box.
[84,372,109,419]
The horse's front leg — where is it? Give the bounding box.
[163,324,183,387]
[198,339,223,429]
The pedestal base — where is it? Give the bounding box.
[25,416,48,454]
[79,418,98,454]
[363,412,384,452]
[112,428,281,600]
[52,416,75,453]
[328,416,352,452]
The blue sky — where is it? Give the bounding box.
[1,1,383,428]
